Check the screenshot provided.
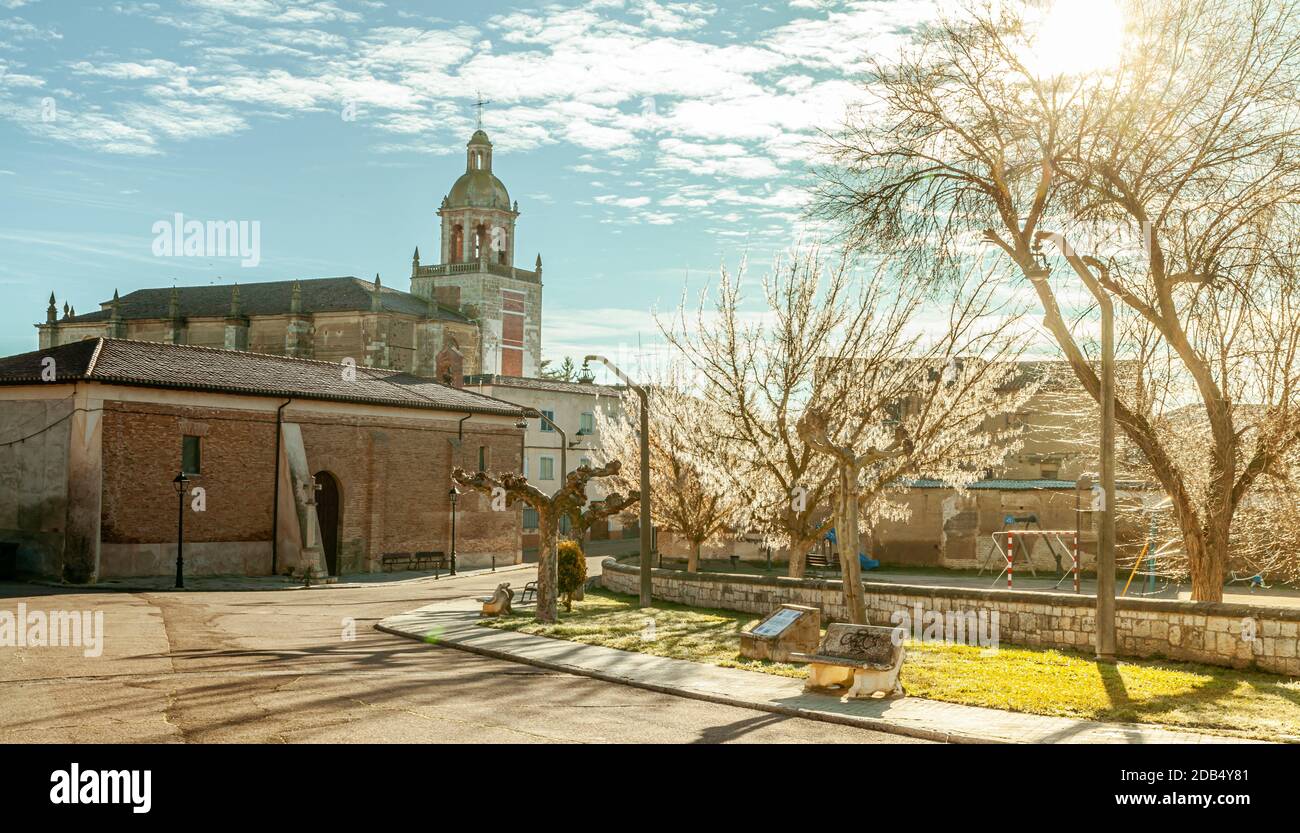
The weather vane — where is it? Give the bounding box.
[473,91,492,130]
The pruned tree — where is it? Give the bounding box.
[595,377,743,572]
[660,248,1033,580]
[452,462,637,623]
[819,0,1300,601]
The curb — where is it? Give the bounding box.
[24,561,535,594]
[374,618,996,744]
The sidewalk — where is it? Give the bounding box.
[376,597,1255,744]
[26,562,534,593]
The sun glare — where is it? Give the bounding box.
[1022,0,1126,77]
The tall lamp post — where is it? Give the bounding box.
[448,486,459,576]
[583,355,651,609]
[172,472,189,589]
[1032,234,1116,660]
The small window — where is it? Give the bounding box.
[579,411,594,435]
[478,446,488,472]
[579,457,591,469]
[522,507,539,530]
[539,409,555,432]
[181,435,201,475]
[540,456,554,480]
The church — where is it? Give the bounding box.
[35,128,544,384]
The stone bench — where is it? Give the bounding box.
[789,623,906,699]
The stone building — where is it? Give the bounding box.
[35,128,543,381]
[0,337,525,582]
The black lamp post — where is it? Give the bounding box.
[448,485,460,576]
[172,472,190,589]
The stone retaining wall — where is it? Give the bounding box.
[600,559,1300,676]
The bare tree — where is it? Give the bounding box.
[661,249,1034,591]
[595,377,742,572]
[820,0,1300,601]
[452,463,637,623]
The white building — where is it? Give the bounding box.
[463,373,631,544]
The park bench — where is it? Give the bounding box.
[519,580,539,603]
[789,623,906,699]
[381,552,413,571]
[381,551,447,572]
[805,551,838,571]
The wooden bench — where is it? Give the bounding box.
[789,623,906,699]
[381,551,447,572]
[381,552,414,571]
[805,551,838,571]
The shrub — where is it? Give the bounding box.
[557,539,587,611]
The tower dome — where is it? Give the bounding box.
[446,129,510,209]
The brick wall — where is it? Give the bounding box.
[98,396,522,576]
[600,560,1300,676]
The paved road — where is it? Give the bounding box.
[0,564,924,744]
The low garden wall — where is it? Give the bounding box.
[599,559,1300,676]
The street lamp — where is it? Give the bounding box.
[448,485,460,576]
[172,472,190,589]
[523,407,567,483]
[583,354,652,609]
[1032,233,1117,661]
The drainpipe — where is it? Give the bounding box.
[270,398,291,576]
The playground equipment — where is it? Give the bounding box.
[979,514,1080,591]
[818,528,879,571]
[1227,571,1272,592]
[1120,495,1179,597]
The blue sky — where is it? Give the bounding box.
[0,0,939,369]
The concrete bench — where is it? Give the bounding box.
[789,623,906,699]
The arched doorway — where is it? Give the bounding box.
[314,471,341,576]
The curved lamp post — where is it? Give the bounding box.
[1031,233,1116,661]
[523,407,567,484]
[583,355,651,609]
[172,472,190,589]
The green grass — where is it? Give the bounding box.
[484,588,1300,741]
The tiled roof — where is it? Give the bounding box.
[464,373,625,398]
[0,338,522,416]
[56,277,467,324]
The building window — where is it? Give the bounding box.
[579,457,591,469]
[522,507,539,530]
[478,446,488,472]
[579,411,594,435]
[181,435,201,475]
[539,409,555,432]
[540,456,555,480]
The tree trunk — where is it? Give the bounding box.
[1186,505,1230,604]
[687,541,701,573]
[837,467,868,625]
[535,515,559,623]
[787,536,814,578]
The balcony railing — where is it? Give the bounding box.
[414,260,540,283]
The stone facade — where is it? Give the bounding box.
[600,560,1300,676]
